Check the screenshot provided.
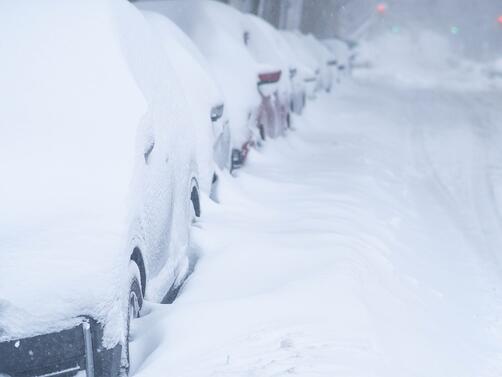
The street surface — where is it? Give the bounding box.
[132,78,502,377]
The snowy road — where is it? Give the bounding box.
[131,79,502,377]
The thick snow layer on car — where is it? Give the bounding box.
[281,31,320,74]
[300,33,335,90]
[139,0,261,150]
[323,37,351,65]
[139,9,224,193]
[245,15,311,88]
[0,0,195,346]
[243,15,291,95]
[281,30,320,97]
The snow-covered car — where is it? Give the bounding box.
[281,30,320,100]
[140,0,281,170]
[323,37,354,81]
[301,33,337,92]
[254,69,285,140]
[243,14,297,130]
[138,8,231,197]
[0,0,205,376]
[265,27,309,115]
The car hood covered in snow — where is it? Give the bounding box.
[0,0,189,346]
[139,0,261,149]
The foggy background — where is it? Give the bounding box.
[217,0,502,60]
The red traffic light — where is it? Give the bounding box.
[377,3,387,14]
[498,15,502,24]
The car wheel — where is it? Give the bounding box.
[121,262,143,376]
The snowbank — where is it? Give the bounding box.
[355,30,492,90]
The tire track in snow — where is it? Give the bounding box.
[407,90,502,374]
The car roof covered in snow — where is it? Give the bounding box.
[243,14,288,70]
[244,15,313,82]
[138,0,262,148]
[0,0,194,345]
[323,37,351,64]
[302,33,336,64]
[243,14,296,94]
[281,30,319,76]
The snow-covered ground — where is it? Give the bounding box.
[129,52,502,375]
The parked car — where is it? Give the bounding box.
[281,30,321,100]
[0,0,205,375]
[323,37,351,82]
[323,37,360,79]
[301,33,337,92]
[138,8,231,198]
[140,0,282,169]
[266,27,309,115]
[244,14,298,129]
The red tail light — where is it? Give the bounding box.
[258,70,282,84]
[377,3,387,14]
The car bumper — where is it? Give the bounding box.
[0,318,121,377]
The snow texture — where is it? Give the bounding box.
[0,0,202,347]
[139,0,263,150]
[129,31,502,377]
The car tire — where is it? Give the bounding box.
[121,262,143,376]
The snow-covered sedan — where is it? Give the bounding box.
[243,14,295,133]
[301,33,337,92]
[281,30,321,100]
[140,0,282,170]
[323,37,354,82]
[0,0,207,376]
[138,8,231,198]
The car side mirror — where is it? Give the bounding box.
[210,104,224,122]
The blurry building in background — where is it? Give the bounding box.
[217,0,371,39]
[219,0,305,30]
